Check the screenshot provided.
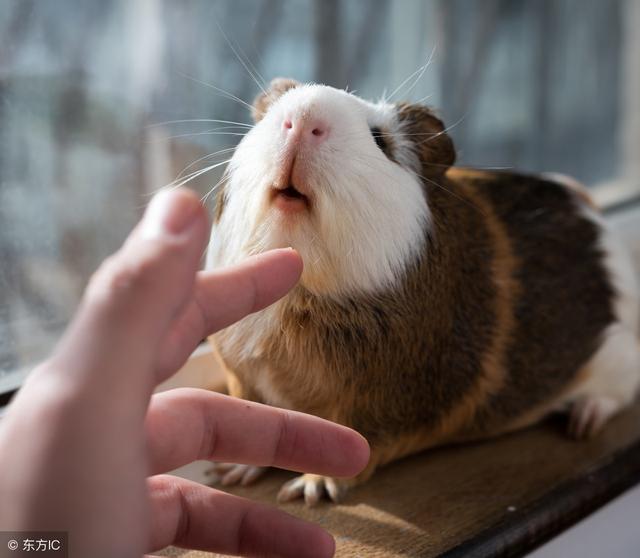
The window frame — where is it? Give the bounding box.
[1,0,639,402]
[592,0,640,209]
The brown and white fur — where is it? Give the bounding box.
[206,78,640,505]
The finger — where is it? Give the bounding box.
[145,388,370,477]
[148,475,335,558]
[50,189,208,394]
[195,248,303,332]
[156,249,303,376]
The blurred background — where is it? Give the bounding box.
[1,0,639,392]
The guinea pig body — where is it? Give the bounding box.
[206,79,640,504]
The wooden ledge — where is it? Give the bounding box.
[157,351,640,557]
[157,399,640,558]
[441,431,640,557]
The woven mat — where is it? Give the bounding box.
[155,401,640,557]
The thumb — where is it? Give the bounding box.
[50,188,208,396]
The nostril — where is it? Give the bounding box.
[283,119,293,130]
[311,128,324,137]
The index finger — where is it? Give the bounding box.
[145,388,370,477]
[156,249,303,378]
[196,248,303,333]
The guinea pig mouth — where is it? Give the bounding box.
[271,184,310,207]
[281,185,306,200]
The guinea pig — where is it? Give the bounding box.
[205,77,640,505]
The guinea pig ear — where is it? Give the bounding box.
[396,103,456,176]
[252,77,300,122]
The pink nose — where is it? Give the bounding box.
[283,117,329,146]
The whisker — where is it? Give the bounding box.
[401,44,438,101]
[213,18,271,101]
[352,142,494,172]
[163,160,232,191]
[379,86,388,104]
[341,131,512,173]
[414,93,433,105]
[149,129,248,142]
[201,173,228,205]
[378,131,455,138]
[178,72,259,115]
[338,128,463,142]
[347,151,485,217]
[146,118,253,128]
[415,113,468,146]
[414,171,487,217]
[387,44,438,102]
[176,147,237,181]
[386,67,426,103]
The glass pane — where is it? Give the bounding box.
[0,0,635,391]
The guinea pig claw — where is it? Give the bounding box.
[277,475,307,503]
[567,395,620,439]
[206,463,268,487]
[277,474,346,506]
[324,477,346,503]
[239,465,268,486]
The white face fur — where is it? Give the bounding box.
[206,83,430,298]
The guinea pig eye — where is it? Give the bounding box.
[370,127,387,152]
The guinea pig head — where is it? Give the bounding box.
[208,77,456,298]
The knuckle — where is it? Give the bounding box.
[273,411,298,466]
[149,473,178,493]
[86,251,161,305]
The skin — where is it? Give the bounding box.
[0,189,370,558]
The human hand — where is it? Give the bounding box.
[0,189,369,558]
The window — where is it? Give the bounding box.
[1,0,638,394]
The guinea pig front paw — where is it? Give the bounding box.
[277,474,349,506]
[206,463,268,487]
[567,395,622,439]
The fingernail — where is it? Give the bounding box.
[319,531,336,558]
[142,190,197,238]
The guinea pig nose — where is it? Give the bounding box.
[283,116,330,146]
[307,120,328,144]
